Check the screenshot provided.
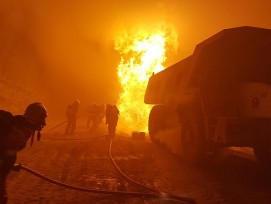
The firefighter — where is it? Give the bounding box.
[65,99,80,135]
[97,104,105,128]
[0,102,48,204]
[105,104,119,139]
[86,103,99,131]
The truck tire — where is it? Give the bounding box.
[148,105,167,144]
[181,113,206,163]
[253,148,271,168]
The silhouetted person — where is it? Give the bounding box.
[105,104,119,139]
[97,104,105,128]
[86,103,99,131]
[65,99,80,135]
[105,104,112,126]
[0,102,48,204]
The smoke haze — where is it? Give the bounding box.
[0,0,271,117]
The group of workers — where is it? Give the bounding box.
[0,100,120,203]
[64,100,120,138]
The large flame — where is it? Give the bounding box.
[114,24,178,133]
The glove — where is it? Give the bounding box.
[13,163,22,171]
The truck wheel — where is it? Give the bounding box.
[148,105,167,144]
[254,148,271,168]
[181,116,206,163]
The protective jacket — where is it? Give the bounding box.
[0,110,34,204]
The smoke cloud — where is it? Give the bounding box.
[0,0,270,117]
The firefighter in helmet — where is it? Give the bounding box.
[65,99,80,135]
[105,104,119,139]
[0,102,48,204]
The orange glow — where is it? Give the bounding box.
[114,24,178,133]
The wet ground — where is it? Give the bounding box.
[6,120,271,204]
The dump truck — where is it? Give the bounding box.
[144,26,271,165]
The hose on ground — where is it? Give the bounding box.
[108,138,195,203]
[13,164,195,203]
[44,120,103,141]
[17,123,195,203]
[45,121,67,133]
[108,138,159,193]
[45,135,103,141]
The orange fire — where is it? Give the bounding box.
[114,25,178,133]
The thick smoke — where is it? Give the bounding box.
[0,0,270,117]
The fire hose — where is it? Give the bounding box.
[45,120,67,133]
[108,138,161,193]
[45,115,86,133]
[107,138,196,203]
[44,120,103,141]
[13,164,195,203]
[13,140,196,204]
[13,121,196,203]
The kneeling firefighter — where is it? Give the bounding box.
[0,102,47,204]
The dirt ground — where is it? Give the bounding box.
[6,118,271,204]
